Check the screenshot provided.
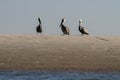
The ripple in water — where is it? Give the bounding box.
[0,71,120,80]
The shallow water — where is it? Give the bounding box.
[0,71,120,80]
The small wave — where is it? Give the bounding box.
[0,71,120,80]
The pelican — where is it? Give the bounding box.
[59,18,70,35]
[78,19,89,35]
[36,18,42,35]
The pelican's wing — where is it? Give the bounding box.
[83,27,89,34]
[66,27,70,33]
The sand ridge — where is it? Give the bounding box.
[0,34,120,71]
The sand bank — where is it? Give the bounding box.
[0,34,120,71]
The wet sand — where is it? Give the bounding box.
[0,34,120,71]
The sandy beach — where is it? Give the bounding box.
[0,34,120,71]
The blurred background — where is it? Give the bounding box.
[0,0,120,35]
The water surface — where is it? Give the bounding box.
[0,71,120,80]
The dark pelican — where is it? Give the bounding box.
[59,18,70,35]
[36,18,42,35]
[78,19,89,35]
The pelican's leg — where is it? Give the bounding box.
[36,32,38,35]
[40,33,42,35]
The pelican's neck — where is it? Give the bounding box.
[38,18,41,24]
[79,22,82,27]
[60,21,64,26]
